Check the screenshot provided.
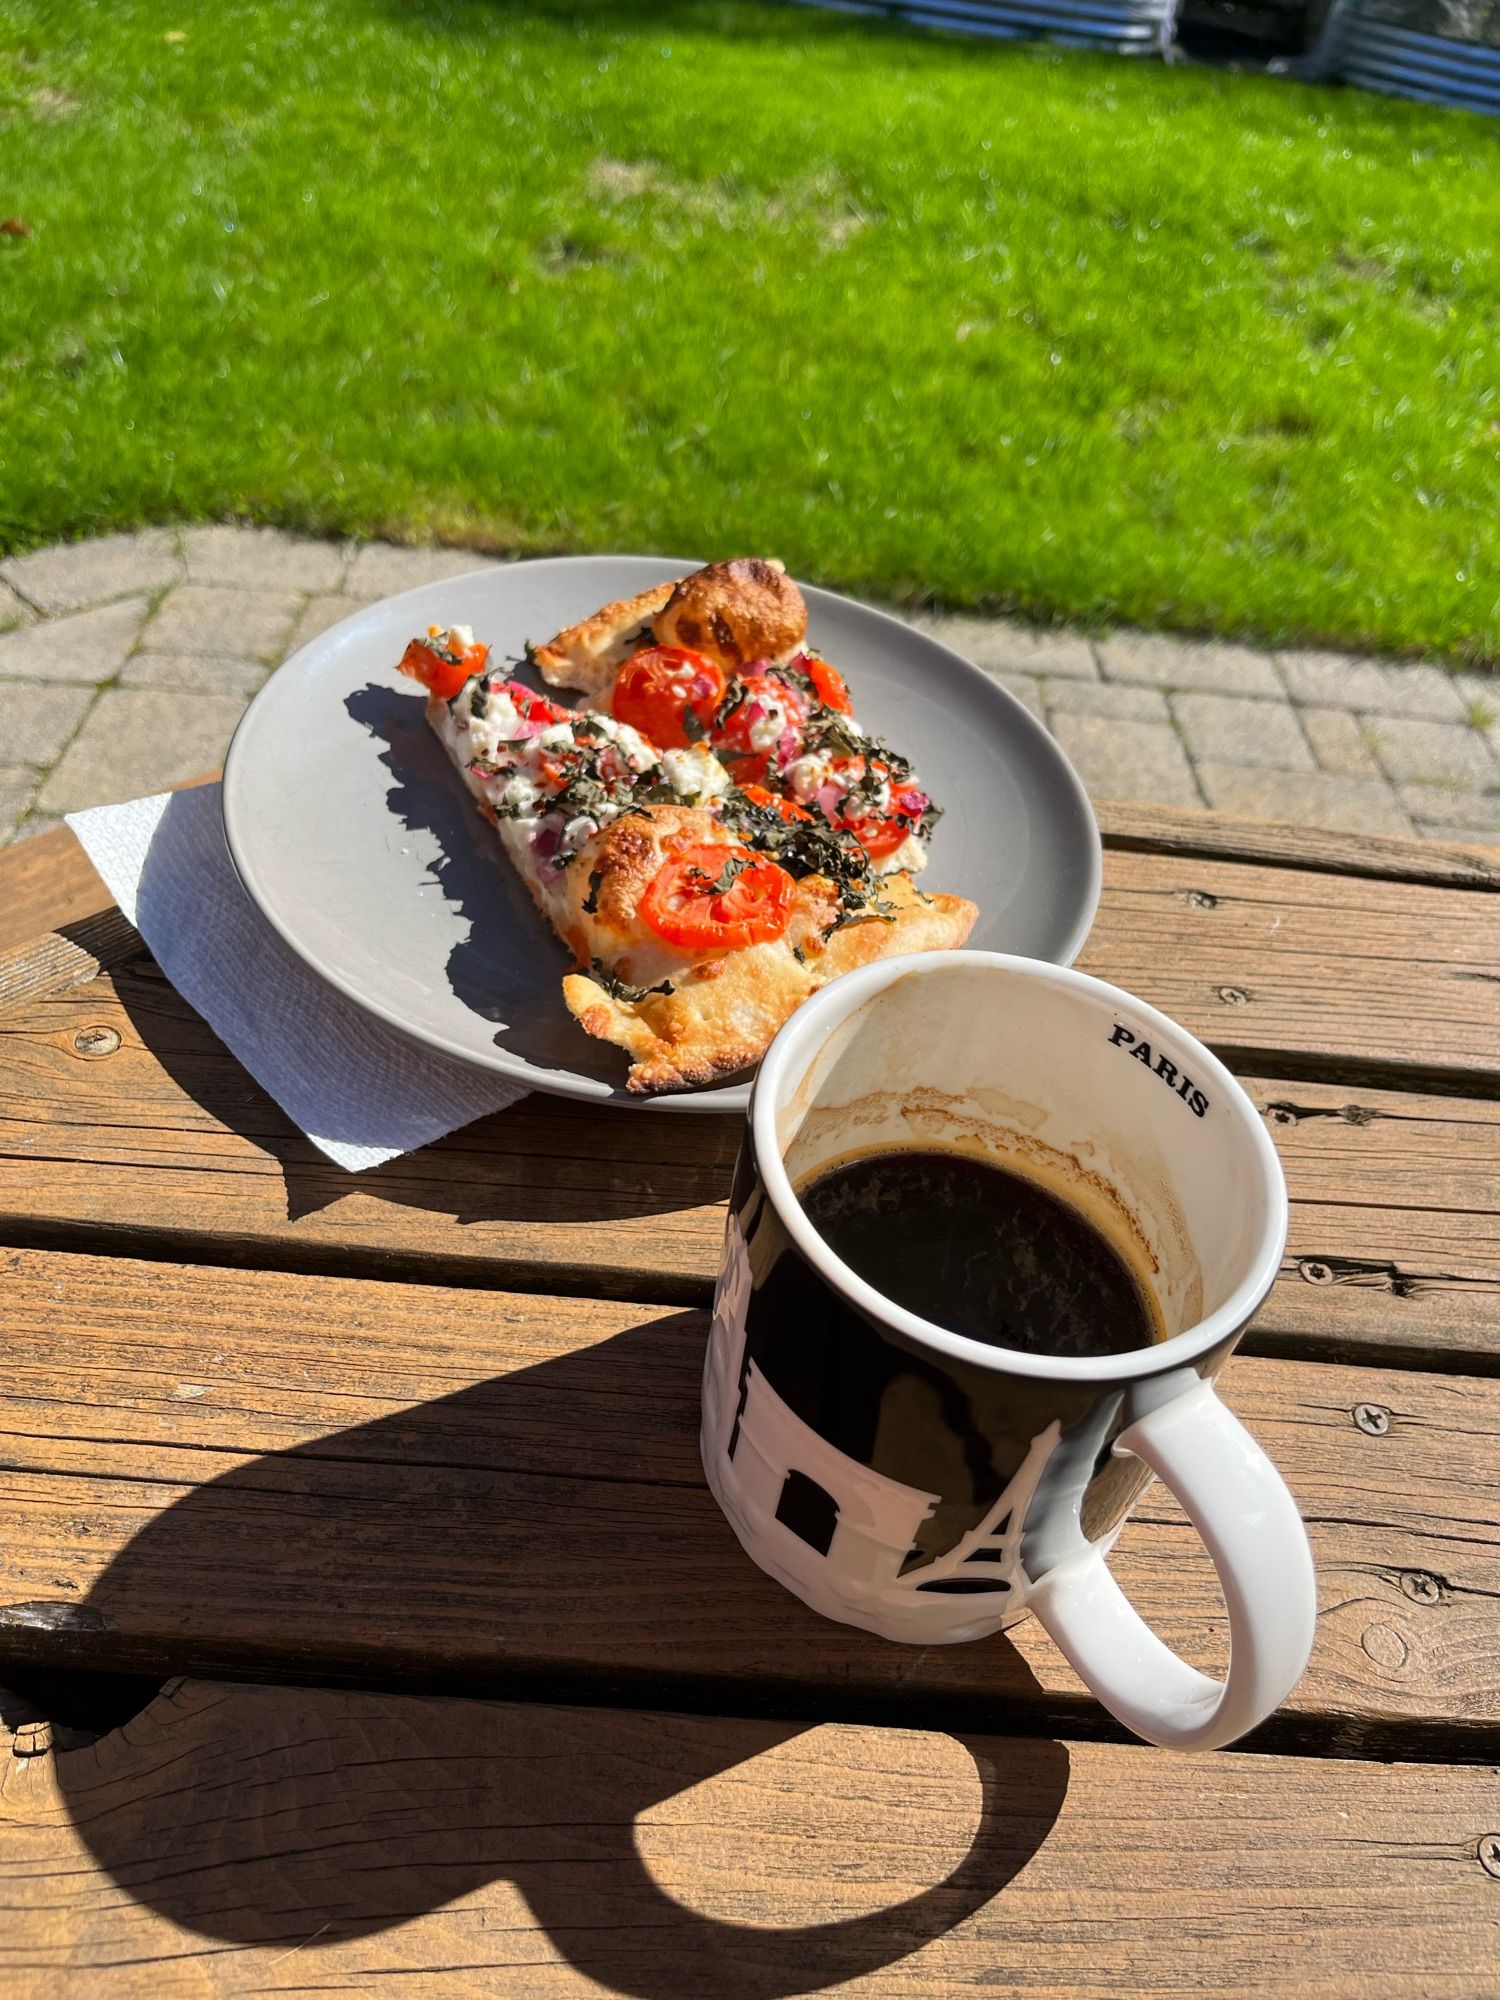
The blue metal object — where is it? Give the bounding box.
[1298,0,1500,112]
[791,0,1180,54]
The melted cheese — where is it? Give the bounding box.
[434,675,736,881]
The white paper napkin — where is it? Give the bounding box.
[67,785,526,1171]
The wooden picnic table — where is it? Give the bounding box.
[1,797,1498,1997]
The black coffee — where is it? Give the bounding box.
[798,1148,1161,1359]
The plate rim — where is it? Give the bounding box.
[222,553,1102,1113]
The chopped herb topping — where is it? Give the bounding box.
[589,959,674,1003]
[702,852,752,896]
[582,868,604,915]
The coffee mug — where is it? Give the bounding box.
[701,951,1316,1752]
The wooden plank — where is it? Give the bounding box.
[0,906,143,1017]
[0,965,737,1301]
[1253,1077,1500,1370]
[5,794,1490,969]
[5,817,1498,1083]
[1095,797,1500,891]
[4,1680,1495,1999]
[1079,848,1500,1088]
[1,1249,1496,1747]
[0,769,226,960]
[0,826,114,957]
[4,966,1496,1359]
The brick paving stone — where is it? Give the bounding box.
[36,688,248,814]
[0,596,149,686]
[1413,823,1500,848]
[8,528,1500,852]
[183,524,347,595]
[344,542,489,600]
[1450,673,1499,732]
[0,682,93,767]
[1172,692,1314,772]
[284,593,361,655]
[13,812,64,843]
[1044,680,1170,723]
[0,529,181,617]
[1299,705,1381,777]
[1096,632,1282,698]
[1277,651,1465,721]
[0,580,35,632]
[1049,712,1201,808]
[1196,765,1412,837]
[139,584,300,661]
[1369,716,1498,788]
[0,766,35,843]
[118,652,270,698]
[911,614,1098,681]
[1396,782,1500,830]
[989,671,1043,719]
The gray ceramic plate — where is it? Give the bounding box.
[223,555,1101,1112]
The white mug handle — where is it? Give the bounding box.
[1027,1379,1317,1751]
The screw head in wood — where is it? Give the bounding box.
[1399,1571,1441,1606]
[1479,1835,1500,1880]
[1187,890,1218,909]
[1266,1104,1297,1127]
[1300,1260,1334,1285]
[1216,985,1250,1006]
[72,1025,121,1058]
[1353,1403,1391,1436]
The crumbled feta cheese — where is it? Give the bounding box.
[783,752,834,804]
[661,747,732,802]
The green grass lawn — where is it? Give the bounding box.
[2,1,1498,661]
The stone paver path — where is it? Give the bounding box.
[2,528,1498,848]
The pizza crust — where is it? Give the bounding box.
[531,581,678,695]
[557,807,976,1094]
[653,558,807,672]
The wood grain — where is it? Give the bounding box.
[3,970,1496,1360]
[4,1679,1497,2000]
[1078,848,1500,1088]
[4,796,1493,971]
[0,826,113,958]
[1,1248,1496,1745]
[5,819,1499,1083]
[1095,798,1500,891]
[0,906,144,1017]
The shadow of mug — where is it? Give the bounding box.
[46,1313,1071,1994]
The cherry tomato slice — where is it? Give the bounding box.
[805,657,853,716]
[739,783,813,824]
[847,816,910,860]
[612,646,726,750]
[823,757,927,860]
[396,627,489,702]
[639,841,794,952]
[503,680,569,728]
[710,673,809,786]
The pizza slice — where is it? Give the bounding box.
[533,558,938,877]
[398,623,733,964]
[396,621,977,1094]
[557,798,975,1094]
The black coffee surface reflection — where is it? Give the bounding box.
[798,1148,1161,1359]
